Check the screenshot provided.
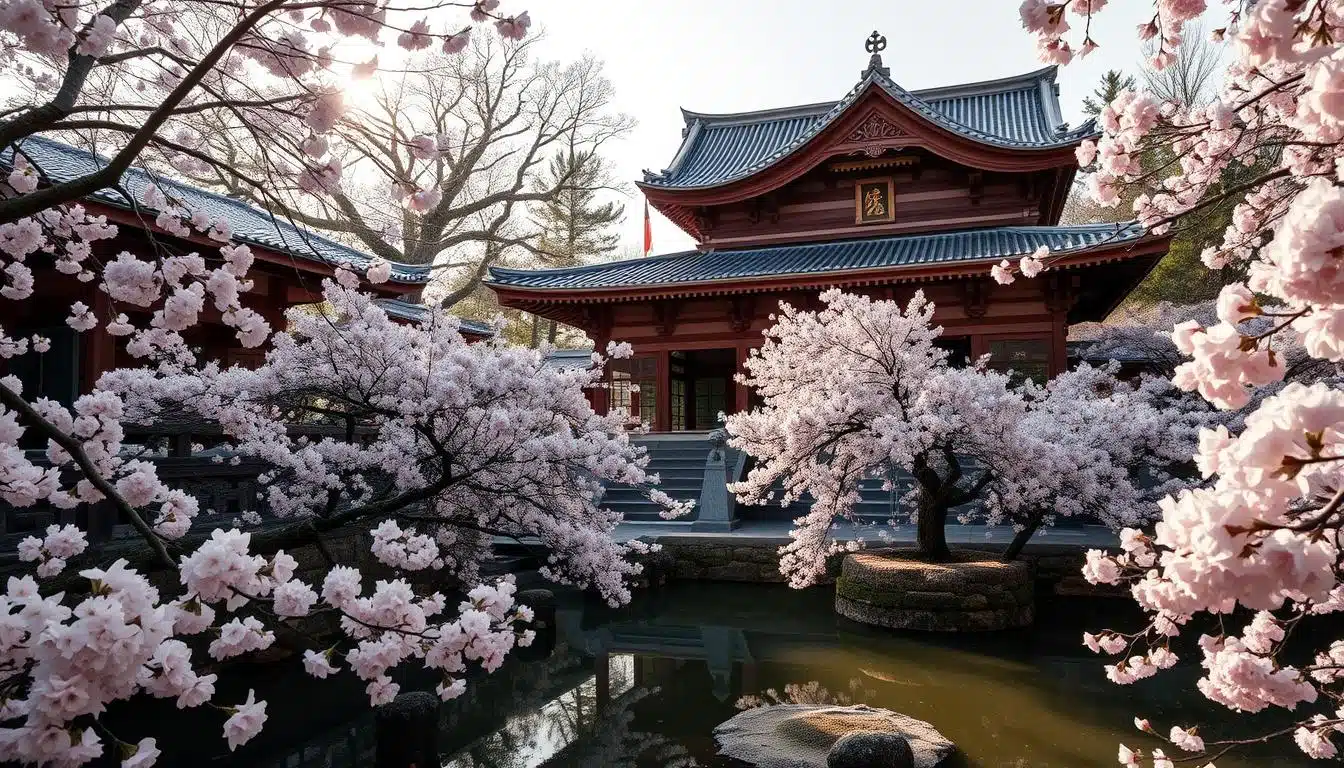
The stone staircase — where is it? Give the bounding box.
[599,435,718,523]
[737,470,918,523]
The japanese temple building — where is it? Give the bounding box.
[489,35,1172,433]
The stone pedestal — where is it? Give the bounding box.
[835,550,1034,632]
[691,430,740,532]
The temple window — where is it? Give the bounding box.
[986,338,1051,385]
[609,355,658,425]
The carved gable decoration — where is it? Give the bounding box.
[837,109,913,158]
[848,114,907,143]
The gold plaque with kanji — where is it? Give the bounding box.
[855,177,895,224]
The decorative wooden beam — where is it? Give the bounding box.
[1023,172,1040,203]
[693,207,718,234]
[968,171,984,205]
[748,195,778,225]
[729,296,755,332]
[579,304,613,339]
[1044,273,1080,313]
[829,155,919,173]
[654,302,679,336]
[960,277,991,319]
[764,193,780,224]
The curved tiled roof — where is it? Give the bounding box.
[644,66,1096,190]
[488,223,1147,292]
[3,136,431,284]
[372,298,495,337]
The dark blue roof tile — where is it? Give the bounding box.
[372,298,494,336]
[645,66,1094,190]
[487,223,1146,292]
[3,136,431,284]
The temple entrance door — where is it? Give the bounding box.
[669,348,737,431]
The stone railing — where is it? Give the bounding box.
[0,420,375,552]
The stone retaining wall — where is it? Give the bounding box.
[635,537,1115,596]
[635,541,837,584]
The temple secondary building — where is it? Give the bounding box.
[489,34,1171,433]
[0,136,491,408]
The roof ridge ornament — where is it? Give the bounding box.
[863,31,890,79]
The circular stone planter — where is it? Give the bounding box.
[835,550,1034,632]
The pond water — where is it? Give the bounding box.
[125,582,1313,767]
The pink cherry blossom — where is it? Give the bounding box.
[494,12,530,41]
[7,153,39,193]
[121,738,160,767]
[223,690,267,750]
[470,0,500,22]
[1019,246,1047,277]
[397,18,432,50]
[443,27,471,54]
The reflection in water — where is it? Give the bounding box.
[446,654,695,768]
[139,583,1314,767]
[735,679,876,711]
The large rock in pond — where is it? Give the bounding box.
[713,704,954,768]
[828,732,914,767]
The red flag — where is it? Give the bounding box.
[643,199,653,257]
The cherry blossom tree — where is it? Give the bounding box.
[0,3,697,765]
[1017,0,1344,763]
[0,261,686,765]
[724,289,1199,586]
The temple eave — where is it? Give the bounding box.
[489,234,1170,310]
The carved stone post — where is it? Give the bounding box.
[692,428,739,532]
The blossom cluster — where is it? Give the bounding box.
[1017,0,1344,763]
[16,523,87,578]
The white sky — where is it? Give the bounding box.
[519,0,1165,255]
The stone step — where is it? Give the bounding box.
[603,483,703,498]
[643,457,710,468]
[648,467,708,481]
[612,504,700,522]
[604,498,699,514]
[639,447,712,460]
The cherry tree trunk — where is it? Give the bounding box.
[916,499,951,562]
[1001,516,1042,562]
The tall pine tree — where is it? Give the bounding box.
[1081,70,1136,117]
[529,148,625,345]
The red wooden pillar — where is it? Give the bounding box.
[734,343,752,415]
[655,349,671,432]
[83,291,116,393]
[969,334,988,363]
[1050,310,1069,377]
[592,381,610,416]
